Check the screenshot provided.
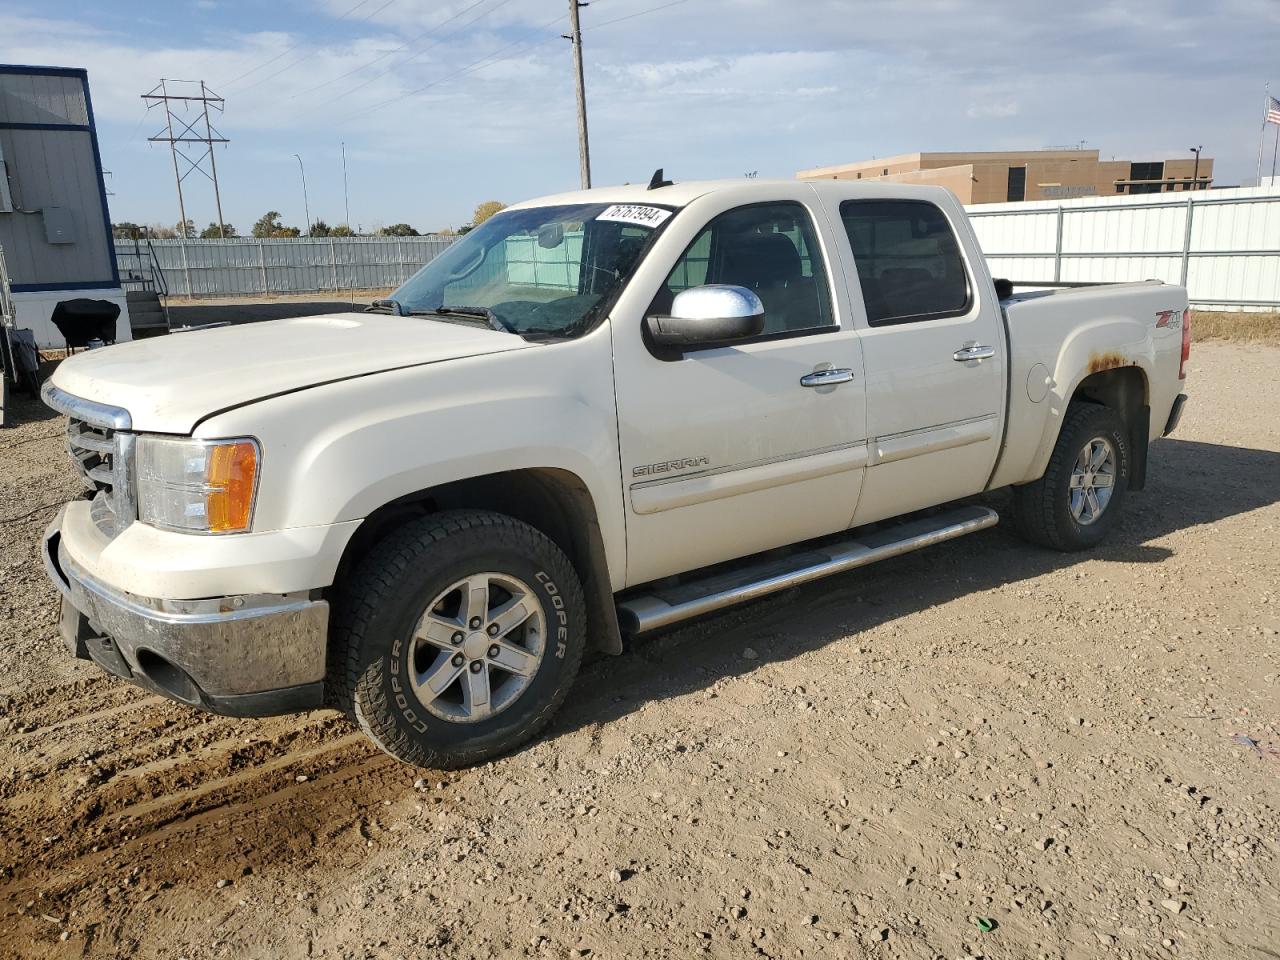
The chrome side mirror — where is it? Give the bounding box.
[644,284,765,350]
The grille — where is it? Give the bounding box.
[68,418,116,494]
[44,384,137,540]
[66,418,120,535]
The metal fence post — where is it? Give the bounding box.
[330,239,339,292]
[179,239,193,297]
[1180,196,1195,288]
[259,240,268,295]
[395,239,404,285]
[1053,205,1064,283]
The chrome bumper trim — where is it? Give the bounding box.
[41,382,132,430]
[43,513,328,702]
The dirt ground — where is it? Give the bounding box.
[1,342,1277,960]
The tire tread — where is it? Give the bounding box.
[328,510,586,769]
[1012,402,1127,552]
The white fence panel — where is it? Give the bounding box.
[967,186,1280,310]
[116,235,459,299]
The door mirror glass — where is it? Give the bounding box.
[645,284,765,349]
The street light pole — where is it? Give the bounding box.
[293,153,312,235]
[341,142,350,231]
[1189,145,1202,190]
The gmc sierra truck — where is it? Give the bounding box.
[40,179,1190,768]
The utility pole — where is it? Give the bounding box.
[341,142,351,230]
[1189,145,1202,190]
[142,80,229,237]
[293,154,312,236]
[565,0,592,189]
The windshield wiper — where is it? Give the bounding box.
[366,297,405,316]
[409,305,514,334]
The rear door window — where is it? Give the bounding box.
[839,200,971,326]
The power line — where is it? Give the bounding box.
[588,0,686,30]
[288,0,501,101]
[218,0,391,90]
[323,0,522,104]
[333,0,682,127]
[341,13,566,123]
[234,0,403,94]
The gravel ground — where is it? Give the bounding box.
[1,342,1277,960]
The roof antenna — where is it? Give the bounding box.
[647,168,674,190]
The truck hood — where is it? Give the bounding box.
[50,312,534,434]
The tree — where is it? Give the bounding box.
[252,211,287,238]
[308,220,331,237]
[175,218,196,239]
[112,221,143,240]
[146,223,179,239]
[200,222,237,239]
[471,200,506,226]
[379,223,419,237]
[329,223,355,237]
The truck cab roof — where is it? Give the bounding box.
[508,177,960,211]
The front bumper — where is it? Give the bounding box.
[43,509,329,717]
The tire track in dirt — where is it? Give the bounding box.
[0,687,467,958]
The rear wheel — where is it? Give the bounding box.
[1012,403,1130,551]
[329,510,586,768]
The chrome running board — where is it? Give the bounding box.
[616,504,998,634]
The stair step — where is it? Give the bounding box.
[129,315,170,329]
[616,504,999,634]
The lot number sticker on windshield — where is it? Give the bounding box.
[597,204,673,229]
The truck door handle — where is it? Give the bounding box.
[800,368,855,387]
[953,345,996,362]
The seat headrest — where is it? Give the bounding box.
[721,232,802,287]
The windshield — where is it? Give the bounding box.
[388,202,672,339]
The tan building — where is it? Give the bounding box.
[797,149,1214,204]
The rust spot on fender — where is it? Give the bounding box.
[1088,351,1129,374]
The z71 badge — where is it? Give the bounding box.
[633,456,710,478]
[1155,309,1183,329]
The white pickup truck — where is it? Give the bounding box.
[40,178,1190,768]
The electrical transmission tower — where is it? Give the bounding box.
[142,80,229,238]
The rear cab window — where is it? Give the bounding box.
[839,200,971,326]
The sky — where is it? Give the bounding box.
[3,0,1278,234]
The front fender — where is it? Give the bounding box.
[196,328,627,589]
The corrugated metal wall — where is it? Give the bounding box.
[115,236,458,298]
[0,69,116,290]
[967,186,1280,310]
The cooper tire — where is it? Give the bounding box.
[329,510,586,768]
[1012,402,1130,552]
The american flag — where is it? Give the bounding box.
[1268,95,1280,126]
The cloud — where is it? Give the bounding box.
[1,0,1272,228]
[967,101,1019,119]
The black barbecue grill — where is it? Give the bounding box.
[50,298,121,353]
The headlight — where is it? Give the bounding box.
[136,436,260,534]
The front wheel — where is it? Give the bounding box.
[1012,402,1130,551]
[329,510,586,768]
